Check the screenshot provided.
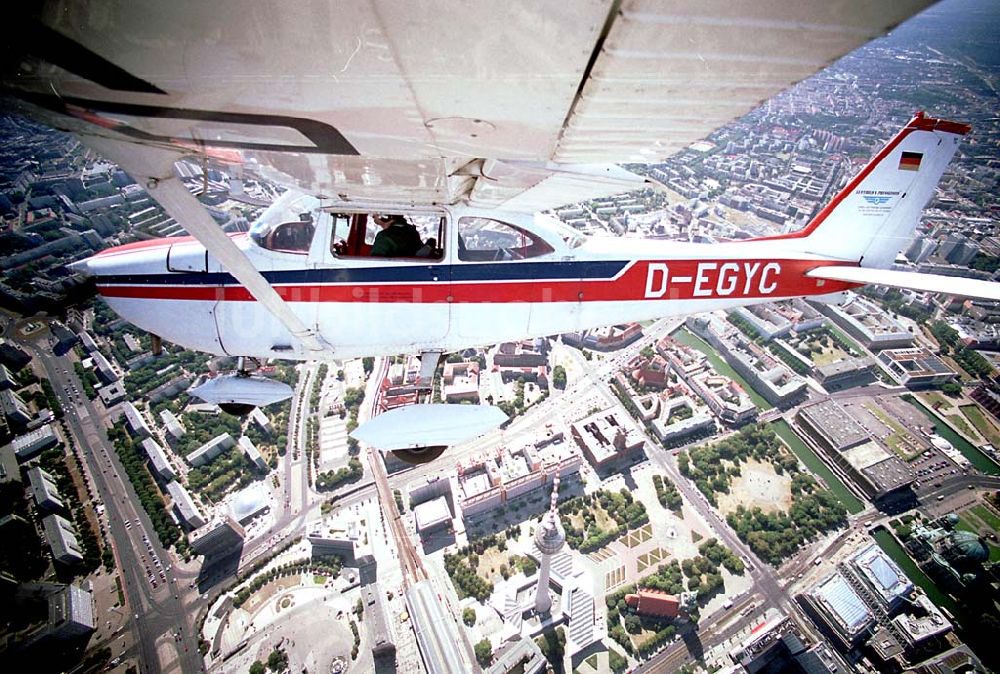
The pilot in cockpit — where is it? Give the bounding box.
[370,214,422,257]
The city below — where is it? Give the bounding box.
[1,2,1000,674]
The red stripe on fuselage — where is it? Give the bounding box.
[96,258,859,303]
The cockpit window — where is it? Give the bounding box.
[248,191,320,254]
[249,214,315,253]
[457,217,554,261]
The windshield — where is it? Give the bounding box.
[534,212,586,249]
[248,191,321,250]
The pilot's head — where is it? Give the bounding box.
[376,214,406,229]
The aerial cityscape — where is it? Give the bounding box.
[2,1,1000,674]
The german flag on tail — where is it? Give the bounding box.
[899,151,922,171]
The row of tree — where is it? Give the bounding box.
[107,424,185,550]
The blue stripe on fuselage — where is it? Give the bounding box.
[95,260,631,286]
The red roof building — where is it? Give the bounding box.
[625,590,680,618]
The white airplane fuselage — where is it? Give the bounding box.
[83,204,857,361]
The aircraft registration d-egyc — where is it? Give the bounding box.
[4,1,998,463]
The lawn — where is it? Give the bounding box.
[605,565,626,591]
[809,343,853,367]
[922,392,955,410]
[945,413,979,442]
[624,523,653,548]
[637,547,668,573]
[970,504,1000,531]
[955,514,979,534]
[961,405,1000,447]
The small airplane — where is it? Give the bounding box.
[4,1,998,463]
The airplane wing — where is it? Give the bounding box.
[807,266,1000,302]
[5,0,933,210]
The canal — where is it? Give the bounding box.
[905,396,1000,476]
[671,327,773,410]
[771,419,864,514]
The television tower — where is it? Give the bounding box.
[533,476,565,614]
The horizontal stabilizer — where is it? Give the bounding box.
[806,266,1000,301]
[351,404,508,451]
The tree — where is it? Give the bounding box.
[609,650,628,674]
[463,607,477,626]
[552,365,567,389]
[940,380,961,397]
[267,647,288,672]
[474,639,493,667]
[249,662,266,674]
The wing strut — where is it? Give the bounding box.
[82,138,331,355]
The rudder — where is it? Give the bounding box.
[760,112,970,269]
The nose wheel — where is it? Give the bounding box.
[390,446,447,465]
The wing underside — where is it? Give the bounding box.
[5,0,933,209]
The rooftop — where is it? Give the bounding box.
[798,400,869,451]
[811,573,871,636]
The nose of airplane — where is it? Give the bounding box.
[67,257,92,277]
[68,238,180,285]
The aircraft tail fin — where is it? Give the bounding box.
[756,112,971,269]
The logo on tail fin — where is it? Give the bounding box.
[862,195,892,205]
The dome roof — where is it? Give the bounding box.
[230,483,268,521]
[946,531,989,564]
[945,513,960,526]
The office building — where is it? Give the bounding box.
[570,407,645,470]
[796,400,913,500]
[165,480,205,528]
[122,401,152,438]
[802,573,873,648]
[877,348,957,389]
[12,424,58,461]
[189,516,246,557]
[42,514,84,565]
[140,437,176,480]
[26,466,64,512]
[187,432,236,467]
[238,436,267,471]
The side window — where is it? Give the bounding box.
[457,217,553,262]
[331,213,445,259]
